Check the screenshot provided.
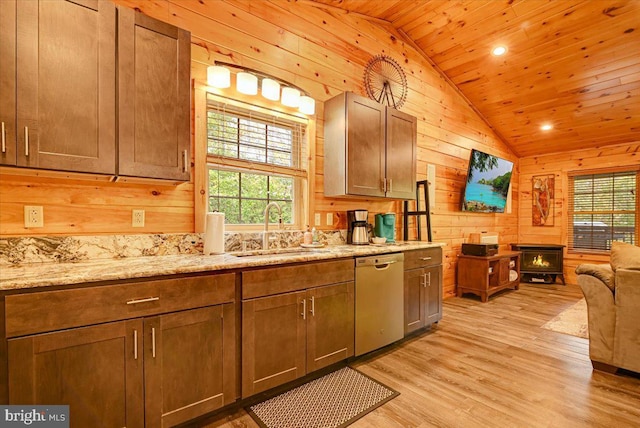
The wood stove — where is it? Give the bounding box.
[510,244,565,284]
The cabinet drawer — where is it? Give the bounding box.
[242,259,354,300]
[5,273,235,338]
[404,248,442,270]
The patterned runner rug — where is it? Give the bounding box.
[542,298,588,339]
[247,366,399,428]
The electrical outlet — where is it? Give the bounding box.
[132,209,145,227]
[314,212,321,226]
[326,213,333,226]
[24,206,44,228]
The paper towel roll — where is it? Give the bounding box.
[204,212,225,255]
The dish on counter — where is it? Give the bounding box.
[301,243,325,248]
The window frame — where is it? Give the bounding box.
[206,165,303,231]
[567,167,639,254]
[196,89,311,232]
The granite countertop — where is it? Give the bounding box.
[0,242,444,291]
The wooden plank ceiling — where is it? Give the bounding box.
[309,0,640,157]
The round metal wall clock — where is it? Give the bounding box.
[363,54,408,109]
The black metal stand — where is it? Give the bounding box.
[403,180,432,241]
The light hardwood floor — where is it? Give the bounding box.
[191,283,640,428]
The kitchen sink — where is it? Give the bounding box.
[229,248,330,258]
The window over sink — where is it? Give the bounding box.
[205,94,308,230]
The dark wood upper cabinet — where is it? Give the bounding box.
[11,0,117,174]
[1,1,191,181]
[385,107,418,199]
[0,0,17,166]
[117,6,191,181]
[324,92,417,199]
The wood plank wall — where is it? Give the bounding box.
[518,142,639,285]
[0,0,520,298]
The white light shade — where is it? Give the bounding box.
[207,66,230,88]
[261,78,280,101]
[298,95,315,115]
[492,45,507,56]
[281,87,301,107]
[237,72,258,95]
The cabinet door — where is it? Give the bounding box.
[0,0,16,166]
[385,108,417,199]
[15,0,116,173]
[404,268,426,334]
[8,320,144,428]
[346,93,386,197]
[144,305,235,427]
[306,282,354,372]
[424,265,443,324]
[498,257,510,285]
[242,291,306,398]
[117,6,190,181]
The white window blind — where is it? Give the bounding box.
[207,98,307,174]
[568,170,638,252]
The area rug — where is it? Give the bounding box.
[542,299,588,339]
[247,366,399,428]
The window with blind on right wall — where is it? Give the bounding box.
[568,168,639,253]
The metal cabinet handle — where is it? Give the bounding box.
[126,296,160,305]
[420,257,432,261]
[134,329,138,360]
[301,299,306,320]
[427,271,431,287]
[152,327,156,358]
[421,272,427,287]
[24,126,29,156]
[182,150,189,173]
[310,296,315,316]
[1,122,5,153]
[381,178,387,193]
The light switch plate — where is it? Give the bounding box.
[326,213,333,226]
[314,213,321,226]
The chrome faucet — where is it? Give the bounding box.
[263,202,283,249]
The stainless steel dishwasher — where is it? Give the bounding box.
[355,252,404,356]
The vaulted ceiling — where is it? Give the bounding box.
[310,0,640,157]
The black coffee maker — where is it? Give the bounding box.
[347,209,369,245]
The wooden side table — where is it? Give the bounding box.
[457,251,521,302]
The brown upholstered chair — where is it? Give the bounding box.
[576,241,640,374]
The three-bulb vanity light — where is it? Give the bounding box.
[206,64,315,115]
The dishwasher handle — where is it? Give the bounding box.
[374,261,396,270]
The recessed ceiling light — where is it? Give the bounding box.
[541,124,553,131]
[492,45,507,56]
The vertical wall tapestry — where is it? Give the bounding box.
[532,174,554,226]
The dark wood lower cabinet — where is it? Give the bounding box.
[242,282,355,398]
[8,320,144,428]
[145,304,235,427]
[241,290,307,398]
[306,282,354,373]
[404,248,443,335]
[8,304,235,428]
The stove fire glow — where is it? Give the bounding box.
[532,254,550,268]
